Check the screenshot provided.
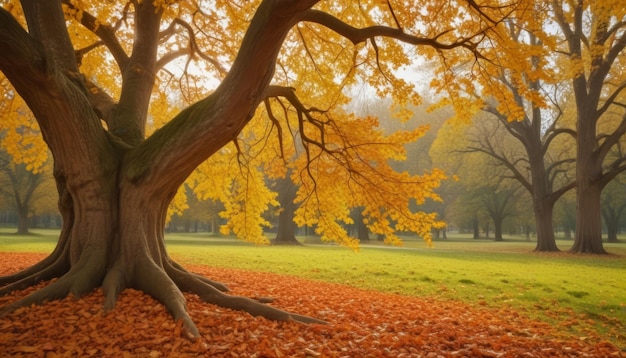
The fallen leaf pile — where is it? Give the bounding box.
[1,252,624,357]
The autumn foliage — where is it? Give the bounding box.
[1,253,623,357]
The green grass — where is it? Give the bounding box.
[1,228,625,346]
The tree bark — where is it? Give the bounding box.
[357,218,370,242]
[0,0,324,339]
[493,219,503,242]
[16,211,30,235]
[472,216,480,239]
[570,100,607,254]
[601,201,625,243]
[272,175,301,245]
[571,183,606,253]
[533,201,559,251]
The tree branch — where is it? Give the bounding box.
[61,0,130,69]
[301,9,482,52]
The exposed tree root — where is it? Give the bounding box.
[0,250,106,315]
[0,229,71,287]
[0,253,69,295]
[166,260,328,325]
[1,248,328,340]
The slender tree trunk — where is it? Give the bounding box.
[494,219,503,241]
[606,222,618,243]
[473,216,480,239]
[602,205,625,243]
[564,225,572,239]
[357,221,370,242]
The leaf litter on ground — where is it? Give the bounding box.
[0,252,624,357]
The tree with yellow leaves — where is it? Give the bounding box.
[551,0,626,254]
[0,0,508,337]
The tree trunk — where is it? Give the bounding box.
[472,216,480,239]
[564,226,572,240]
[571,100,607,254]
[16,207,30,234]
[533,201,559,251]
[0,0,324,340]
[272,203,301,245]
[494,219,503,241]
[602,205,625,243]
[571,183,607,253]
[606,222,618,243]
[357,218,370,242]
[272,175,301,245]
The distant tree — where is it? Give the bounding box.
[271,173,301,245]
[601,176,626,243]
[0,147,51,234]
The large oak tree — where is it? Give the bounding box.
[551,0,626,253]
[0,0,500,338]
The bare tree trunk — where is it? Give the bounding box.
[273,202,301,245]
[357,217,370,242]
[571,103,607,254]
[473,216,480,239]
[494,219,503,241]
[534,201,559,251]
[272,175,301,245]
[16,208,30,234]
[571,183,607,253]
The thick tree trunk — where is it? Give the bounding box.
[16,209,29,234]
[0,0,325,340]
[571,183,607,253]
[272,175,301,245]
[357,218,370,242]
[272,203,301,245]
[533,201,559,251]
[571,100,607,254]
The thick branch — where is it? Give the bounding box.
[597,113,626,163]
[0,8,116,186]
[302,9,480,52]
[123,0,319,194]
[61,0,130,69]
[21,0,79,73]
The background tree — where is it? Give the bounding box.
[271,173,301,245]
[0,83,51,234]
[0,0,502,338]
[0,150,46,233]
[433,3,577,251]
[551,0,626,253]
[601,174,626,242]
[477,182,523,242]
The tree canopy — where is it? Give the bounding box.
[0,0,511,338]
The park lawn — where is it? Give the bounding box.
[1,228,625,347]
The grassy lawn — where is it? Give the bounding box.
[1,227,625,346]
